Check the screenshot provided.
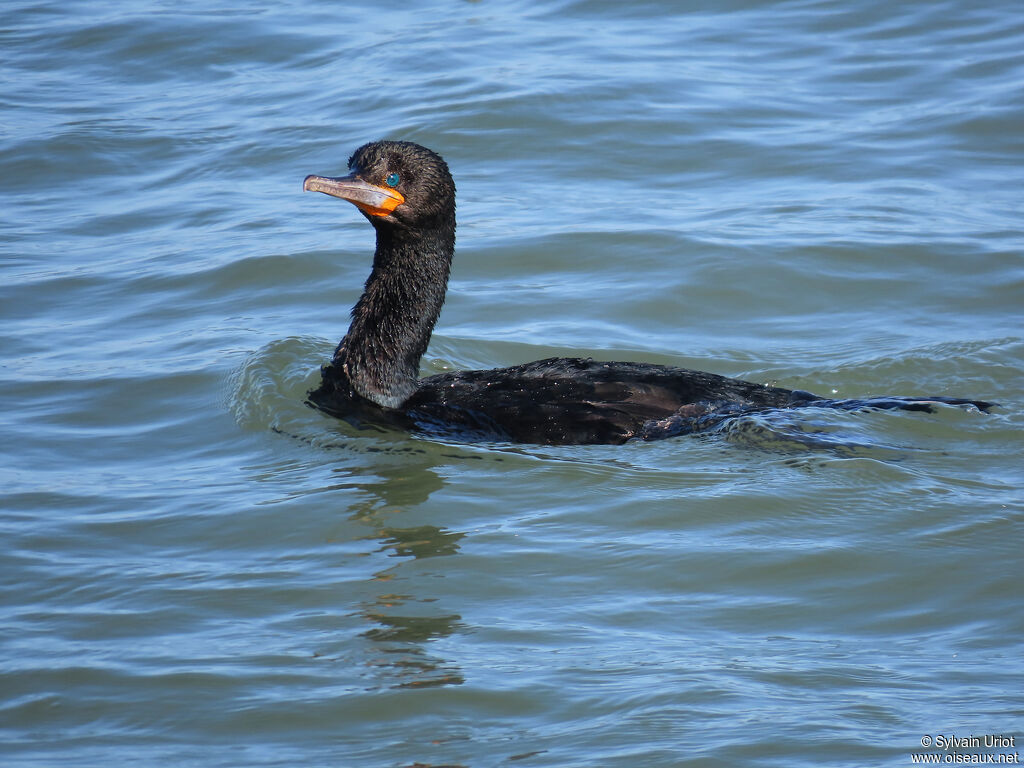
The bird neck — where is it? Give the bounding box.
[333,221,454,409]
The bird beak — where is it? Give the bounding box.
[303,173,405,217]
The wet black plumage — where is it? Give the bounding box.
[303,141,993,445]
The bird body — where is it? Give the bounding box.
[311,355,820,444]
[303,141,992,445]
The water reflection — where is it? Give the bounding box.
[338,461,470,690]
[378,525,465,559]
[364,611,465,689]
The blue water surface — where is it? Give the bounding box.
[2,1,1022,766]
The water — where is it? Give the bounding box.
[2,1,1022,765]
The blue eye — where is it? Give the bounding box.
[385,172,400,188]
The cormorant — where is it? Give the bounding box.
[302,140,992,445]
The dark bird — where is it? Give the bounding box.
[302,140,993,445]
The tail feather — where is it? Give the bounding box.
[635,394,996,441]
[811,395,997,414]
